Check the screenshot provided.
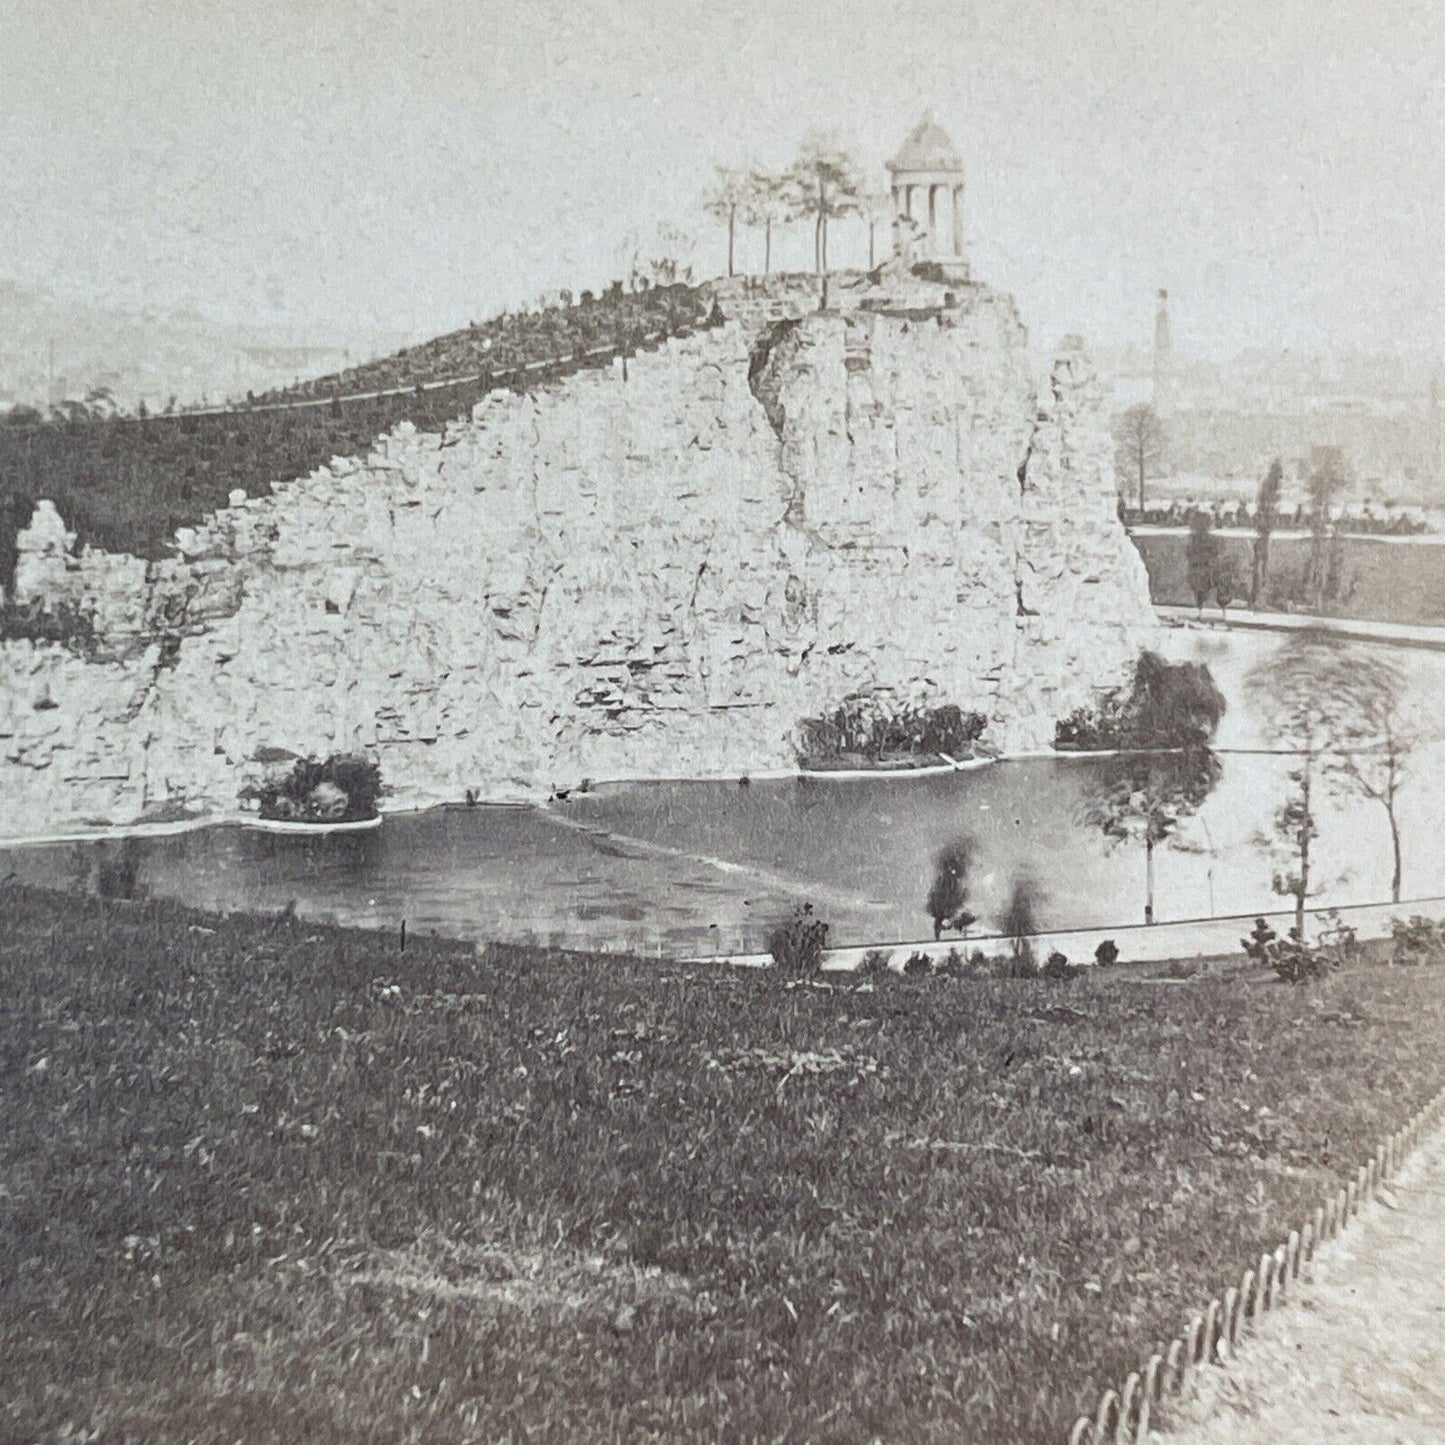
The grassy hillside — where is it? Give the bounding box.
[4,887,1445,1442]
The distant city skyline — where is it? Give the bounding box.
[4,0,1445,363]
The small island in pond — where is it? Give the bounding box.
[796,698,994,772]
[244,754,384,828]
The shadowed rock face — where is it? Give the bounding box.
[1,272,1154,834]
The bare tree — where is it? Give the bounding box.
[1244,629,1414,927]
[859,187,895,270]
[702,167,750,278]
[1250,458,1283,607]
[1114,404,1166,512]
[1310,645,1416,903]
[785,133,863,283]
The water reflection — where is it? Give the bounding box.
[6,630,1445,956]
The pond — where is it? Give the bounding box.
[7,628,1445,955]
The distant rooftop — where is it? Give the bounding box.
[887,112,963,173]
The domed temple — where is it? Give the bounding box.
[887,111,969,278]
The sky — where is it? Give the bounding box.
[3,0,1444,360]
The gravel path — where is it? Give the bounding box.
[1158,1125,1445,1443]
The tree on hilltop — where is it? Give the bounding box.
[702,167,751,279]
[742,170,790,276]
[785,133,863,283]
[859,187,896,270]
[1114,403,1166,513]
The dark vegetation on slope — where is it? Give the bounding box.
[0,286,712,594]
[4,885,1444,1444]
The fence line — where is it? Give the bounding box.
[1064,1081,1445,1443]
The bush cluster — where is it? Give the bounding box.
[1241,917,1335,984]
[1055,650,1225,751]
[766,903,829,973]
[245,754,384,824]
[798,698,987,764]
[1391,915,1445,965]
[0,597,99,653]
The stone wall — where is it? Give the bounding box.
[1,272,1155,837]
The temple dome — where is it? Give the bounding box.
[887,113,962,174]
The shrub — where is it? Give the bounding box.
[857,949,892,978]
[1041,950,1080,980]
[1055,651,1225,751]
[1391,914,1445,965]
[767,904,829,973]
[936,948,970,979]
[0,597,99,654]
[1093,939,1120,967]
[1242,918,1333,984]
[902,951,933,977]
[247,754,384,823]
[926,837,978,939]
[1001,871,1044,975]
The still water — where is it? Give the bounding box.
[7,629,1445,954]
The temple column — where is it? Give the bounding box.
[951,184,964,257]
[928,184,938,251]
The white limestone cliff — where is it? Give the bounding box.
[0,275,1155,836]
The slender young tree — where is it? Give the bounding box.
[1304,447,1350,613]
[702,167,750,278]
[1186,512,1220,616]
[1244,629,1412,929]
[741,170,788,276]
[1114,404,1166,513]
[1286,640,1416,904]
[1000,871,1044,973]
[860,187,895,270]
[1250,458,1284,607]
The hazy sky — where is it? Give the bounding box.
[4,0,1444,359]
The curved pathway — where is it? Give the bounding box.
[1158,1125,1445,1443]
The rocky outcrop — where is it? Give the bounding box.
[0,273,1154,836]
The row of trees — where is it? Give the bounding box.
[1186,446,1354,612]
[701,134,899,280]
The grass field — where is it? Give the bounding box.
[1131,529,1445,625]
[4,886,1445,1444]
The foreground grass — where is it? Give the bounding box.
[4,888,1445,1444]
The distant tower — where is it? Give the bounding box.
[886,111,968,277]
[1152,288,1174,416]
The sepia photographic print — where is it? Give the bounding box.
[4,2,1445,1441]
